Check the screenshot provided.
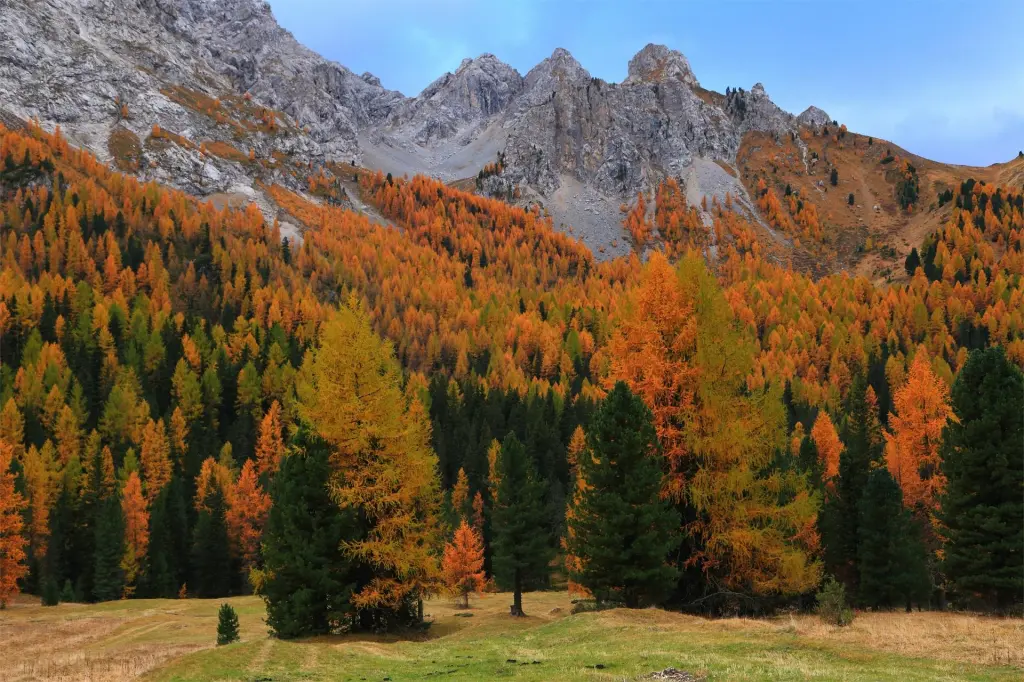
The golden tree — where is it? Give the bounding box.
[140,418,171,501]
[299,301,443,612]
[605,252,821,595]
[255,400,285,478]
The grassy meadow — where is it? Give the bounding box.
[0,591,1021,682]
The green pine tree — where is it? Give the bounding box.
[92,495,125,602]
[216,603,240,645]
[191,481,233,598]
[262,428,357,638]
[857,467,930,610]
[822,374,884,591]
[905,247,921,276]
[940,347,1024,612]
[145,476,189,598]
[491,432,553,616]
[59,579,75,603]
[566,382,679,608]
[41,574,60,606]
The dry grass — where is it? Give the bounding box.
[1,592,1020,682]
[0,594,264,682]
[786,610,1024,668]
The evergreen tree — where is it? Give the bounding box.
[491,432,553,616]
[280,237,291,266]
[857,467,929,610]
[92,496,125,601]
[566,382,679,607]
[822,374,883,590]
[41,574,60,606]
[262,428,357,638]
[191,482,233,598]
[216,603,240,645]
[940,348,1024,612]
[145,476,189,598]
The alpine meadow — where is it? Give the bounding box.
[0,1,1021,681]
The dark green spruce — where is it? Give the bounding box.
[857,467,930,610]
[261,428,356,638]
[940,347,1024,612]
[491,432,554,616]
[566,382,678,607]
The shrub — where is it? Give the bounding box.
[41,576,60,607]
[217,603,240,645]
[815,577,854,626]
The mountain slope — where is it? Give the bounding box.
[1,0,1016,270]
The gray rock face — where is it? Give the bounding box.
[385,54,524,146]
[0,1,826,250]
[0,0,401,198]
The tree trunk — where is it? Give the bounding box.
[510,568,525,616]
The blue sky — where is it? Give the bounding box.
[267,0,1023,166]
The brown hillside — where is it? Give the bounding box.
[738,126,1023,284]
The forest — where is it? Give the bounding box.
[0,120,1021,636]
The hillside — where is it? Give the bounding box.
[3,0,1016,265]
[737,124,1024,280]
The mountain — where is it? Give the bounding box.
[2,0,1019,270]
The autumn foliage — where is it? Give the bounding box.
[885,349,955,512]
[0,441,28,606]
[442,520,486,608]
[0,118,1020,616]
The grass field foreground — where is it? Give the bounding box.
[0,591,1021,681]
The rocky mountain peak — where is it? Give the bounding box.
[625,43,699,89]
[797,105,830,127]
[378,52,522,146]
[533,47,590,82]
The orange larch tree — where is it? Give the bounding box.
[442,519,486,608]
[226,459,271,573]
[0,441,29,607]
[885,349,955,512]
[811,412,843,484]
[120,471,149,596]
[255,400,285,479]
